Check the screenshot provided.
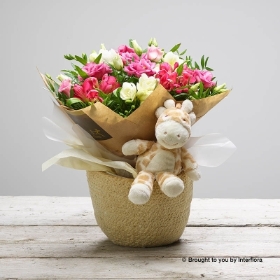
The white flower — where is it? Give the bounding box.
[163,52,184,68]
[120,83,137,101]
[136,74,158,102]
[99,49,123,70]
[130,39,142,55]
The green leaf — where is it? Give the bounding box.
[205,57,209,67]
[173,93,190,101]
[176,63,184,76]
[94,53,102,64]
[201,55,205,69]
[170,43,181,52]
[203,88,210,98]
[70,88,75,98]
[53,81,60,95]
[194,62,200,70]
[66,98,87,110]
[82,53,88,62]
[180,49,187,56]
[206,67,213,71]
[45,77,55,92]
[74,55,87,65]
[72,64,88,79]
[64,54,75,60]
[199,82,203,98]
[129,39,133,48]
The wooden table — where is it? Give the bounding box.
[0,197,279,279]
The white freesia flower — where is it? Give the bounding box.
[136,74,158,102]
[99,49,123,70]
[120,83,137,101]
[163,51,184,68]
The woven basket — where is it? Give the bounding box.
[87,171,193,247]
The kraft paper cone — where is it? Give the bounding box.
[62,84,172,156]
[191,90,231,122]
[40,72,231,156]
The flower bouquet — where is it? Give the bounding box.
[41,38,235,247]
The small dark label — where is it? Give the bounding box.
[66,113,112,141]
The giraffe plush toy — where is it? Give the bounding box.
[122,99,201,205]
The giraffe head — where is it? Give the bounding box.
[155,99,196,149]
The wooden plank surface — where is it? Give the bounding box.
[0,226,279,258]
[1,258,279,279]
[0,197,279,279]
[1,196,279,226]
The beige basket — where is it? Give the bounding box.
[87,171,193,247]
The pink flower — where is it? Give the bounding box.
[58,79,71,97]
[82,62,112,80]
[99,74,120,94]
[178,67,196,88]
[156,62,180,91]
[117,45,140,65]
[146,46,164,62]
[83,77,99,93]
[73,84,88,101]
[117,45,135,54]
[194,70,216,88]
[120,52,140,64]
[73,77,103,102]
[124,58,156,77]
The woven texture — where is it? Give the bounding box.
[87,171,193,247]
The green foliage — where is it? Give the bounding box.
[66,98,87,110]
[101,88,140,117]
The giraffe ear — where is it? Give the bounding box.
[181,99,193,113]
[164,99,175,109]
[155,107,166,118]
[189,112,196,125]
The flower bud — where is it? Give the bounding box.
[130,40,142,56]
[148,38,158,47]
[190,83,200,92]
[213,83,226,92]
[89,51,98,62]
[57,74,71,82]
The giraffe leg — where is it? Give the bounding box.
[156,172,184,198]
[128,171,155,205]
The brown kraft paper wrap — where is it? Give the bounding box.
[41,72,230,156]
[62,84,173,156]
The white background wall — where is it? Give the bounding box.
[1,0,279,198]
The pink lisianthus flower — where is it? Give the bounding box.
[117,45,140,65]
[82,62,112,80]
[117,45,135,54]
[58,79,71,97]
[194,70,216,88]
[124,58,156,78]
[99,74,120,94]
[146,46,164,62]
